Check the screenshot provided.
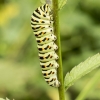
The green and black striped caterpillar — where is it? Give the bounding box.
[31,4,60,87]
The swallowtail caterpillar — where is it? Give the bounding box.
[31,4,60,87]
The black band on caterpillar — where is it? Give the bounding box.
[31,4,60,87]
[31,24,52,31]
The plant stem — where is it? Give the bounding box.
[52,0,65,100]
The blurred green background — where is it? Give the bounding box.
[0,0,100,100]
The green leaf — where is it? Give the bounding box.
[64,53,100,90]
[58,0,67,10]
[40,0,46,4]
[40,0,67,10]
[40,0,52,5]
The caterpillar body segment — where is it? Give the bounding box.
[42,68,57,78]
[31,16,53,25]
[40,60,59,69]
[44,75,60,87]
[33,28,54,38]
[36,33,57,44]
[37,42,58,53]
[39,51,59,62]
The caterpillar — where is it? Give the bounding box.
[31,4,60,87]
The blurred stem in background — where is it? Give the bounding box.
[52,0,65,100]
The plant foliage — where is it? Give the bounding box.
[64,53,100,90]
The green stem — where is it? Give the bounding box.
[52,1,65,100]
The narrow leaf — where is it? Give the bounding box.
[40,0,46,4]
[40,0,52,5]
[58,0,67,10]
[40,0,67,10]
[64,53,100,90]
[76,70,100,100]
